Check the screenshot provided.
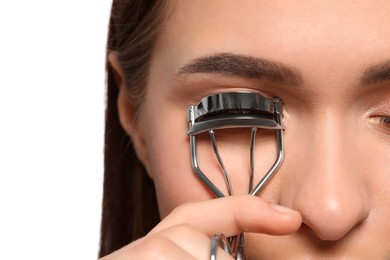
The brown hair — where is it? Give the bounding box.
[99,0,168,257]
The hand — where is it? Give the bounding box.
[100,195,302,260]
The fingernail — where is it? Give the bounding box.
[271,204,296,214]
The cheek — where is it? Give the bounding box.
[143,108,213,217]
[356,132,390,206]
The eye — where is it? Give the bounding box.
[380,116,390,125]
[371,115,390,135]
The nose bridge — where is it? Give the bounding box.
[284,108,370,241]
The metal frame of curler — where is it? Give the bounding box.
[187,92,285,260]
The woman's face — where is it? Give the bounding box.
[124,0,390,257]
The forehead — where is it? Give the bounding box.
[154,0,390,84]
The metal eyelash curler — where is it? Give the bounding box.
[187,92,285,260]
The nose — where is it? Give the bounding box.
[280,112,371,241]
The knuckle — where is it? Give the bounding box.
[140,236,175,259]
[170,223,199,238]
[155,223,203,243]
[171,202,195,215]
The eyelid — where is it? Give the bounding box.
[365,102,390,118]
[172,73,281,107]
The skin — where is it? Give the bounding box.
[106,0,390,258]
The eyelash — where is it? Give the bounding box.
[380,116,390,125]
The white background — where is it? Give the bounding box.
[0,1,111,259]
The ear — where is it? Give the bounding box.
[108,52,152,175]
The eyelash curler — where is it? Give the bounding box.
[187,92,285,260]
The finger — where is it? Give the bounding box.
[151,195,302,237]
[154,224,234,260]
[100,235,197,260]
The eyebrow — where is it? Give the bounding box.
[361,61,390,85]
[177,53,302,85]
